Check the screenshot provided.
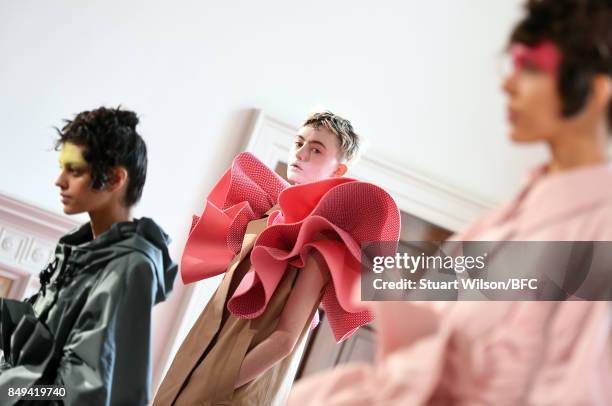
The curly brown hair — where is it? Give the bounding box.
[510,0,612,125]
[302,111,360,162]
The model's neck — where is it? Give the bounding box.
[88,205,132,239]
[547,128,609,173]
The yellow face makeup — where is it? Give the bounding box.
[59,142,88,170]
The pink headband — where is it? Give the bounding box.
[511,40,562,75]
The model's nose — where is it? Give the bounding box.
[502,70,517,96]
[55,170,68,190]
[295,144,308,161]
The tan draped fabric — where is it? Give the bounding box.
[154,216,319,406]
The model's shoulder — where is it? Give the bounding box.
[531,200,612,240]
[575,200,612,239]
[278,178,400,226]
[104,249,156,276]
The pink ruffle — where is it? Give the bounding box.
[181,152,401,342]
[228,179,401,342]
[181,153,288,284]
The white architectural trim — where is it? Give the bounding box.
[0,192,80,299]
[244,109,496,232]
[0,193,80,236]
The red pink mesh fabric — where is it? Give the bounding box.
[181,152,401,342]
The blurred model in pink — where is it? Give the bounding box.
[289,0,612,404]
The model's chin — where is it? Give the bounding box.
[61,204,82,215]
[62,207,76,215]
[286,170,302,184]
[509,130,539,143]
[509,130,524,142]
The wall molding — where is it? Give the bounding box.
[0,193,80,236]
[244,109,497,231]
[0,192,79,298]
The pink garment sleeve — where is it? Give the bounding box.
[290,301,612,405]
[181,152,288,284]
[287,317,454,406]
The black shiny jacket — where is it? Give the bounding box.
[0,217,178,406]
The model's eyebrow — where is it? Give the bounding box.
[60,161,88,170]
[296,135,327,150]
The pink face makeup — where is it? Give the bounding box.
[511,40,562,75]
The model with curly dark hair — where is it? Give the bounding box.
[0,106,178,405]
[55,106,147,207]
[510,0,612,120]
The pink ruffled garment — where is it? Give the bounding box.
[181,152,401,342]
[288,163,612,405]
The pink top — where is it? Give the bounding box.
[289,163,612,405]
[181,152,401,342]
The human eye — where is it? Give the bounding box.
[312,148,321,154]
[295,141,303,148]
[66,164,86,176]
[520,61,542,74]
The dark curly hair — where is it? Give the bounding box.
[55,106,148,207]
[510,0,612,125]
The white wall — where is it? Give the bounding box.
[0,0,547,390]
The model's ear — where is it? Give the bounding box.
[590,74,612,114]
[333,163,348,177]
[106,167,129,192]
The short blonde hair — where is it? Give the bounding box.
[302,111,360,162]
